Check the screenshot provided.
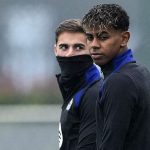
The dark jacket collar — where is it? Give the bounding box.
[101,49,136,78]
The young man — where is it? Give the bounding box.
[82,4,150,150]
[54,19,103,150]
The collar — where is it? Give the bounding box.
[74,64,102,108]
[101,49,136,77]
[56,63,101,102]
[56,55,93,76]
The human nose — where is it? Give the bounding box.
[90,37,100,47]
[89,38,100,52]
[65,47,74,57]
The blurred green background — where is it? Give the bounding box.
[0,0,150,104]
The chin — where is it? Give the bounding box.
[93,59,105,66]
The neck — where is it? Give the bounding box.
[101,49,135,77]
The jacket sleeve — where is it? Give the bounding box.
[76,82,100,150]
[98,74,138,150]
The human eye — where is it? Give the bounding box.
[73,44,85,51]
[97,33,109,41]
[59,44,68,51]
[86,33,94,41]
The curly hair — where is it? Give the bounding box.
[55,19,85,43]
[82,4,129,31]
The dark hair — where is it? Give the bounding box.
[55,19,85,43]
[82,4,129,31]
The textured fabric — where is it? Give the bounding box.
[96,49,150,150]
[56,55,93,102]
[56,55,102,150]
[56,55,93,76]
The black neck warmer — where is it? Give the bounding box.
[56,55,93,76]
[56,55,93,101]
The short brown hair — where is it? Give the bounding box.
[55,19,85,43]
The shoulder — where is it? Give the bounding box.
[100,72,138,106]
[83,79,101,101]
[104,72,138,96]
[105,62,145,89]
[74,79,102,109]
[105,72,133,86]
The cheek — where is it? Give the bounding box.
[79,49,90,55]
[105,39,121,52]
[56,50,67,56]
[101,44,120,59]
[108,46,121,60]
[70,51,89,56]
[87,40,92,47]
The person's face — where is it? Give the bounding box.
[85,28,130,66]
[54,32,89,57]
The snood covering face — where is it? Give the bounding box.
[56,55,93,101]
[56,55,93,76]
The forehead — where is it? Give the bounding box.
[85,27,120,35]
[57,31,87,44]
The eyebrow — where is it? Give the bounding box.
[58,43,85,47]
[73,43,85,47]
[58,43,68,46]
[97,31,109,36]
[86,33,93,36]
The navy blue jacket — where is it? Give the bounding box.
[97,50,150,150]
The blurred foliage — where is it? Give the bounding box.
[0,92,61,105]
[0,78,62,105]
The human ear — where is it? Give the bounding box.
[54,44,57,56]
[121,31,130,47]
